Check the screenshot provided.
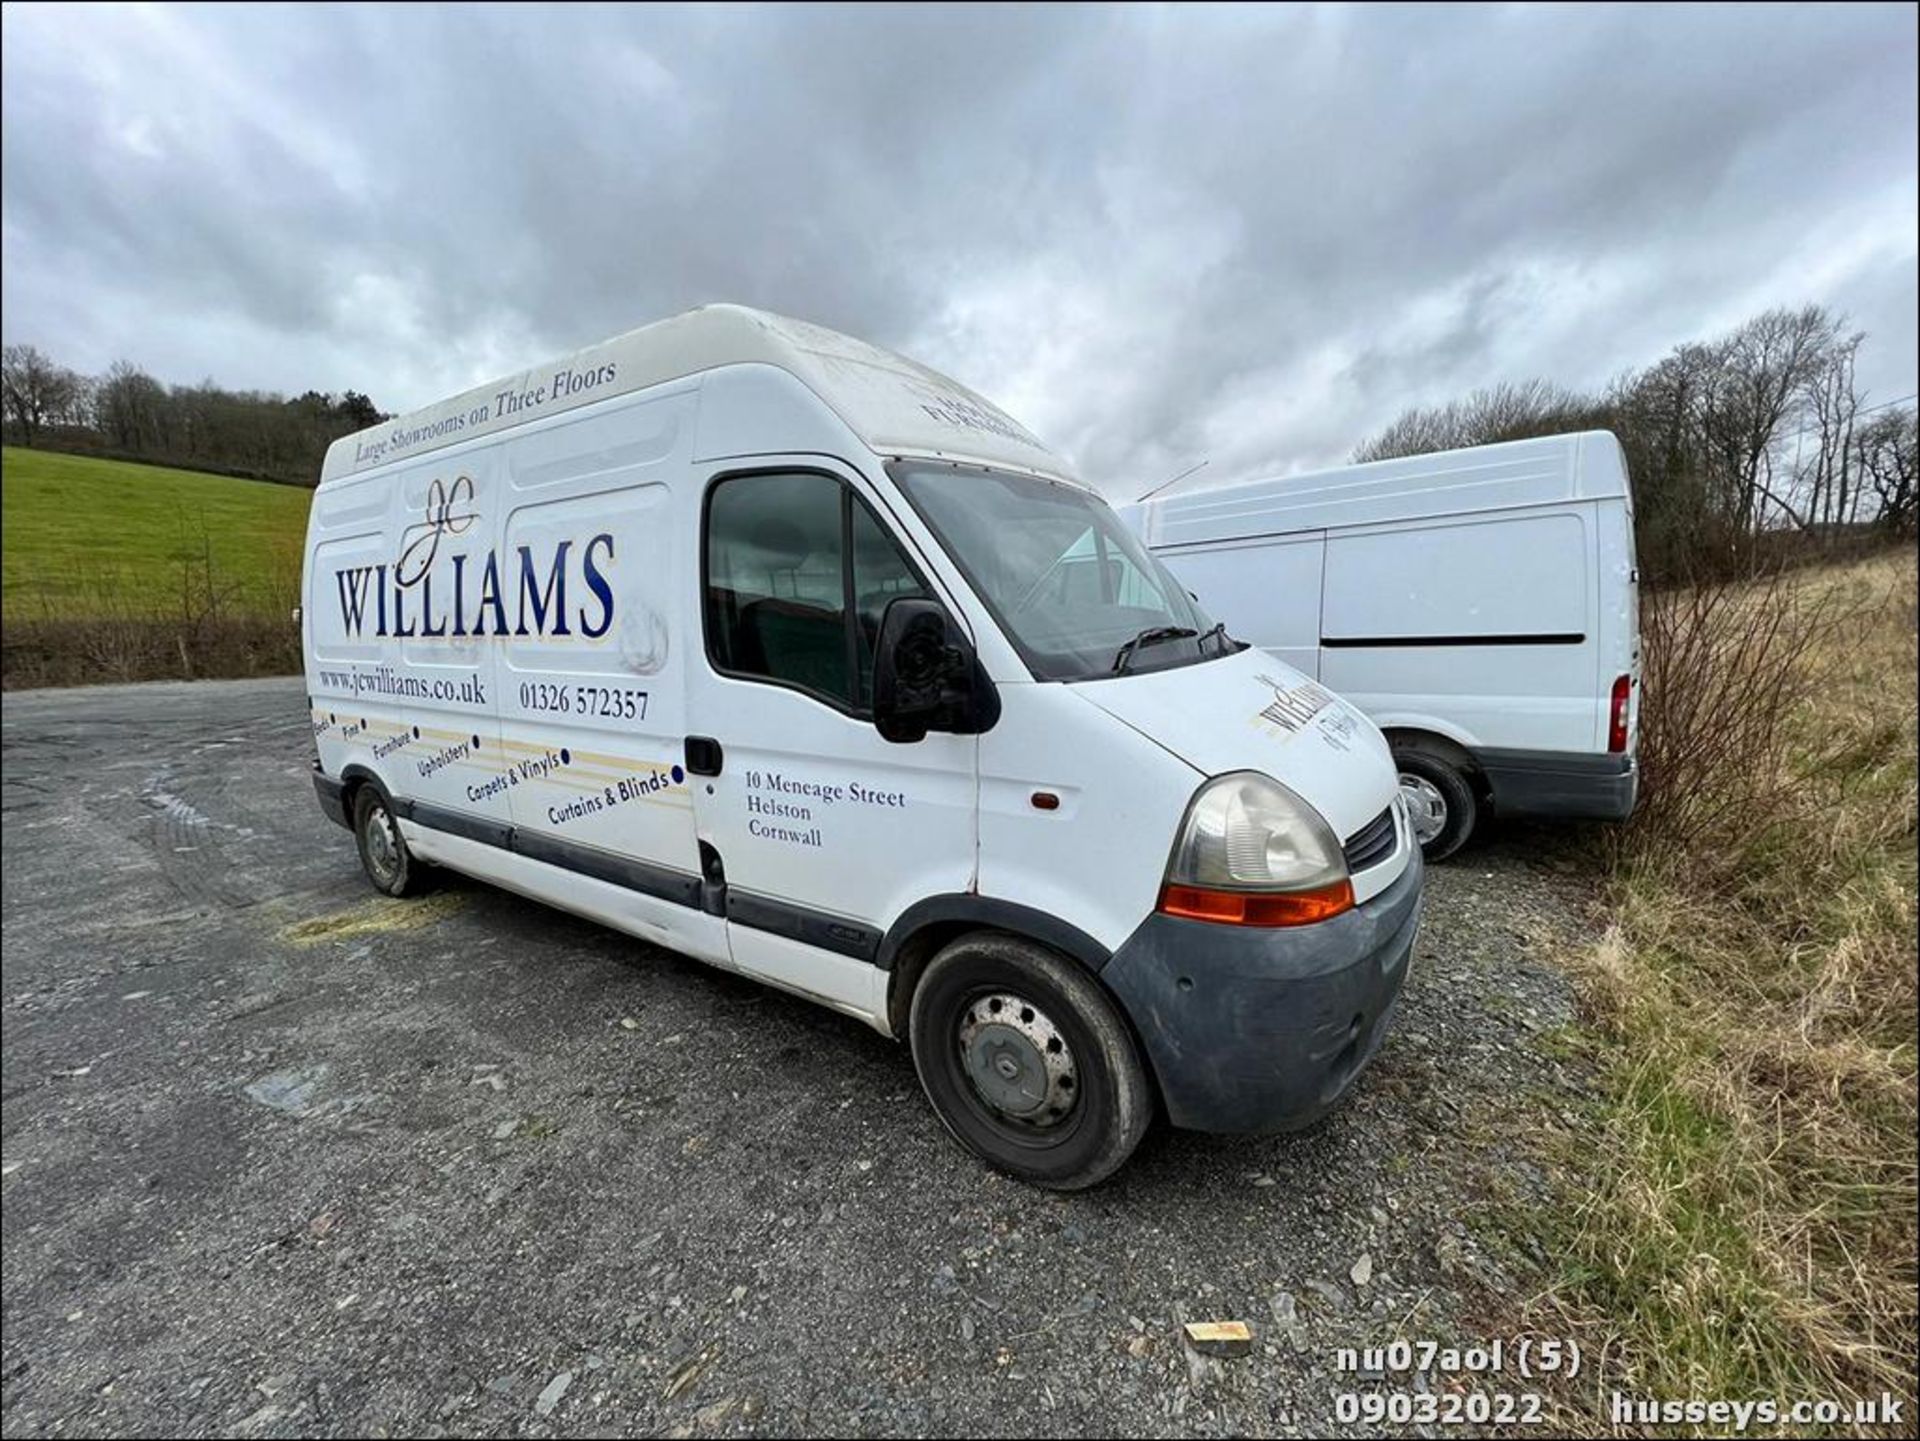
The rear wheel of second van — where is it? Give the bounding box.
[909,932,1152,1191]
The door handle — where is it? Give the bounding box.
[685,736,724,777]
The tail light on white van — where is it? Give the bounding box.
[1608,674,1633,753]
[1157,772,1355,926]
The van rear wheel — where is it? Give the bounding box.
[909,932,1151,1191]
[352,786,429,897]
[1393,745,1477,862]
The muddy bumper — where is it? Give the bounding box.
[1102,850,1424,1133]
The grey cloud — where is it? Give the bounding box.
[3,2,1913,494]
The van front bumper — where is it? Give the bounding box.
[1101,849,1423,1134]
[312,765,350,829]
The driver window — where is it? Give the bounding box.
[706,472,851,704]
[705,472,929,712]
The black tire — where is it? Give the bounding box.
[908,932,1151,1191]
[351,785,429,897]
[1393,744,1478,862]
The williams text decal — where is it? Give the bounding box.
[332,477,616,640]
[1255,672,1335,733]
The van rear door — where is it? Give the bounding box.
[1592,492,1640,755]
[306,456,514,847]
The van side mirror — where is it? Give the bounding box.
[872,598,998,743]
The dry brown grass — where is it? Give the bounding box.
[1538,550,1917,1432]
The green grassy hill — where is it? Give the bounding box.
[1,447,313,621]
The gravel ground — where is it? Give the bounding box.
[2,677,1597,1438]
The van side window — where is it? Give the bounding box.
[705,472,927,712]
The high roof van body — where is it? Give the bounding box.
[302,306,1422,1187]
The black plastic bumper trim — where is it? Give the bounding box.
[1477,746,1639,821]
[1103,851,1425,1134]
[312,767,350,829]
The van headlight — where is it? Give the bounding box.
[1157,771,1354,927]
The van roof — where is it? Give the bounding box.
[1129,431,1630,548]
[318,303,1075,487]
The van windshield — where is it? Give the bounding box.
[893,462,1231,682]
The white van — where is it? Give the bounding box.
[302,305,1422,1188]
[1122,432,1639,860]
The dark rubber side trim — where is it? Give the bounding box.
[312,766,350,829]
[359,790,887,956]
[1321,632,1584,649]
[1477,746,1639,821]
[875,894,1114,974]
[512,830,704,909]
[398,798,513,851]
[391,799,704,904]
[727,891,882,962]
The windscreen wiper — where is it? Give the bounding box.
[1111,625,1198,674]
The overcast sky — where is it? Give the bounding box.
[3,3,1915,495]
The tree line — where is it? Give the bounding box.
[7,304,1914,565]
[0,344,387,487]
[1354,304,1917,582]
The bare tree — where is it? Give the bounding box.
[1349,303,1886,583]
[1353,379,1601,462]
[2,344,79,447]
[1795,328,1865,534]
[1696,306,1843,537]
[48,371,95,431]
[1609,345,1735,578]
[95,360,170,454]
[1856,407,1918,540]
[3,339,392,484]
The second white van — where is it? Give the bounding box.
[1124,433,1640,860]
[302,306,1423,1188]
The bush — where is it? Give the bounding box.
[1538,550,1918,1428]
[1624,563,1846,863]
[1,615,301,688]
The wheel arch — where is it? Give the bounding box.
[337,762,392,814]
[880,898,1173,1127]
[880,895,1111,1040]
[1381,726,1491,804]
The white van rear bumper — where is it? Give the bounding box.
[1477,747,1638,822]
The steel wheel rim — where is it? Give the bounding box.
[364,802,400,883]
[1398,772,1448,844]
[956,991,1079,1131]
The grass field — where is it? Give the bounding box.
[1,446,311,621]
[1529,549,1918,1433]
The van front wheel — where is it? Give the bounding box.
[1393,745,1477,861]
[909,933,1151,1191]
[352,786,429,897]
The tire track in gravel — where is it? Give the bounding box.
[135,766,262,912]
